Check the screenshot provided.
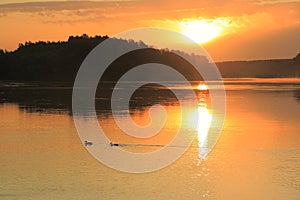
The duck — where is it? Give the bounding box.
[84,141,93,146]
[110,142,119,147]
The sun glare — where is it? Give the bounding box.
[179,18,231,44]
[197,84,208,90]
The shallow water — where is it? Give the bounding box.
[0,78,299,199]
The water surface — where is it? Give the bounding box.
[0,78,299,199]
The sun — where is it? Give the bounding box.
[179,18,230,44]
[197,84,208,90]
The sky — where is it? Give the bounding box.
[0,0,299,61]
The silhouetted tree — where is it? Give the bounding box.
[294,53,300,64]
[0,35,299,81]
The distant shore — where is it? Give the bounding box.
[0,35,299,81]
[216,57,300,78]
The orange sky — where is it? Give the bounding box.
[0,0,299,61]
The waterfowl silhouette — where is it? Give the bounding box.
[84,141,93,146]
[110,142,119,147]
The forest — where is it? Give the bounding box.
[0,34,299,81]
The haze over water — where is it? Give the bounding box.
[0,78,300,199]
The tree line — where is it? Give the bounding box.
[0,34,299,81]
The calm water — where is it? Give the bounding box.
[0,78,300,199]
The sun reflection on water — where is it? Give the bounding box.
[197,106,212,159]
[188,100,212,160]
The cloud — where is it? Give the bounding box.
[0,0,299,60]
[0,1,134,21]
[0,0,299,24]
[0,0,299,30]
[256,0,300,5]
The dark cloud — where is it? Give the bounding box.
[0,1,134,15]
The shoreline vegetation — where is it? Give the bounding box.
[0,34,299,82]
